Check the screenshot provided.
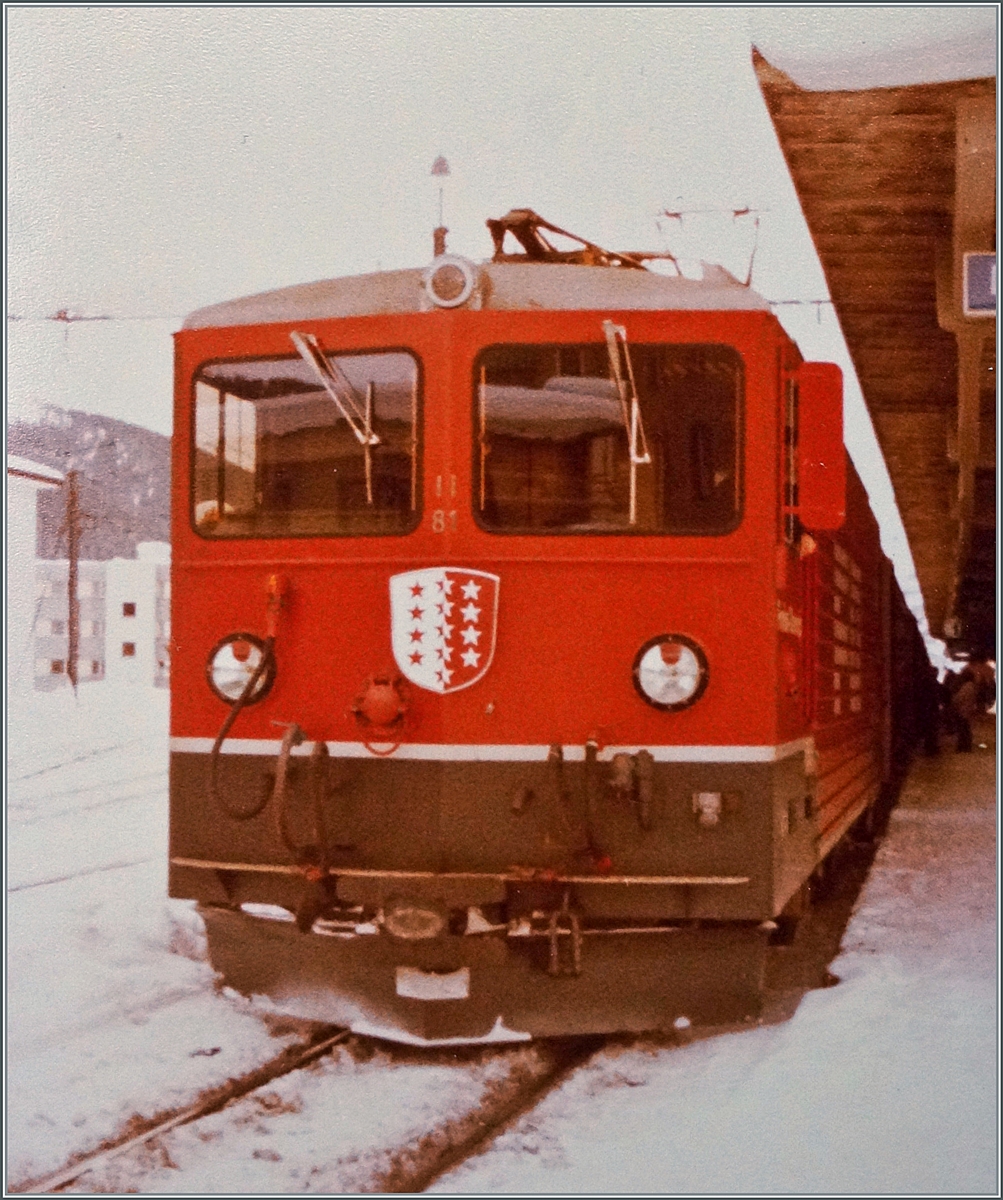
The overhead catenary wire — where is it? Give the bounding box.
[8,202,824,328]
[6,207,807,327]
[7,312,188,324]
[7,296,839,327]
[767,298,835,325]
[660,205,770,219]
[767,299,834,306]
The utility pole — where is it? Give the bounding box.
[66,469,81,692]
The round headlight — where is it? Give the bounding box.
[422,255,477,308]
[206,633,275,705]
[632,635,708,711]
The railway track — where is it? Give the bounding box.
[10,1027,610,1195]
[12,1026,351,1194]
[368,1035,607,1193]
[9,738,151,784]
[10,825,882,1194]
[10,778,168,827]
[7,856,158,894]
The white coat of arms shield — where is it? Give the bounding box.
[389,568,500,693]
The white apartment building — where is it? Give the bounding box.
[34,560,108,688]
[33,542,171,690]
[103,543,171,688]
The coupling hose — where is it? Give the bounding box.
[208,635,276,820]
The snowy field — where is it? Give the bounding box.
[7,684,997,1194]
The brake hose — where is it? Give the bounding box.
[208,635,276,820]
[209,575,288,819]
[293,740,332,932]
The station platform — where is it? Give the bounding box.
[782,708,999,1191]
[866,709,996,967]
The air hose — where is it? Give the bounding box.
[290,740,332,932]
[209,574,287,819]
[208,635,276,820]
[272,733,332,859]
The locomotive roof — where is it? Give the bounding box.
[182,261,771,330]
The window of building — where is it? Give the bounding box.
[92,660,103,676]
[474,342,743,535]
[50,660,65,674]
[50,619,66,636]
[122,642,136,657]
[123,602,136,617]
[192,348,421,538]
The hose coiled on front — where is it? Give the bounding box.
[208,636,276,820]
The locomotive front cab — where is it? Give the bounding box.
[169,249,854,1042]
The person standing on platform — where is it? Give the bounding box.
[969,655,996,713]
[920,663,942,756]
[948,667,979,753]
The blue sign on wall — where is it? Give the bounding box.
[964,252,996,316]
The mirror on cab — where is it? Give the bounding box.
[798,361,846,531]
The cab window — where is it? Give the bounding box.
[192,350,420,537]
[474,342,742,534]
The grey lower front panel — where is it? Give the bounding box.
[171,748,821,921]
[200,905,769,1042]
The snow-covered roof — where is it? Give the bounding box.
[183,261,770,330]
[752,9,997,92]
[7,454,64,487]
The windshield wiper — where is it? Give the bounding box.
[603,320,651,525]
[291,330,380,505]
[290,331,380,449]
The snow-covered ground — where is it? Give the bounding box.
[6,685,555,1193]
[7,683,997,1193]
[6,685,300,1185]
[434,720,999,1195]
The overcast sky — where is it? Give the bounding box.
[6,5,997,647]
[6,6,811,317]
[9,4,994,320]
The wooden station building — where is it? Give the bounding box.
[754,51,996,659]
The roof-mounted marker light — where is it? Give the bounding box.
[423,255,477,308]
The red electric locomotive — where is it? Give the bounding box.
[169,210,902,1043]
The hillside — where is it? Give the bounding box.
[8,406,171,559]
